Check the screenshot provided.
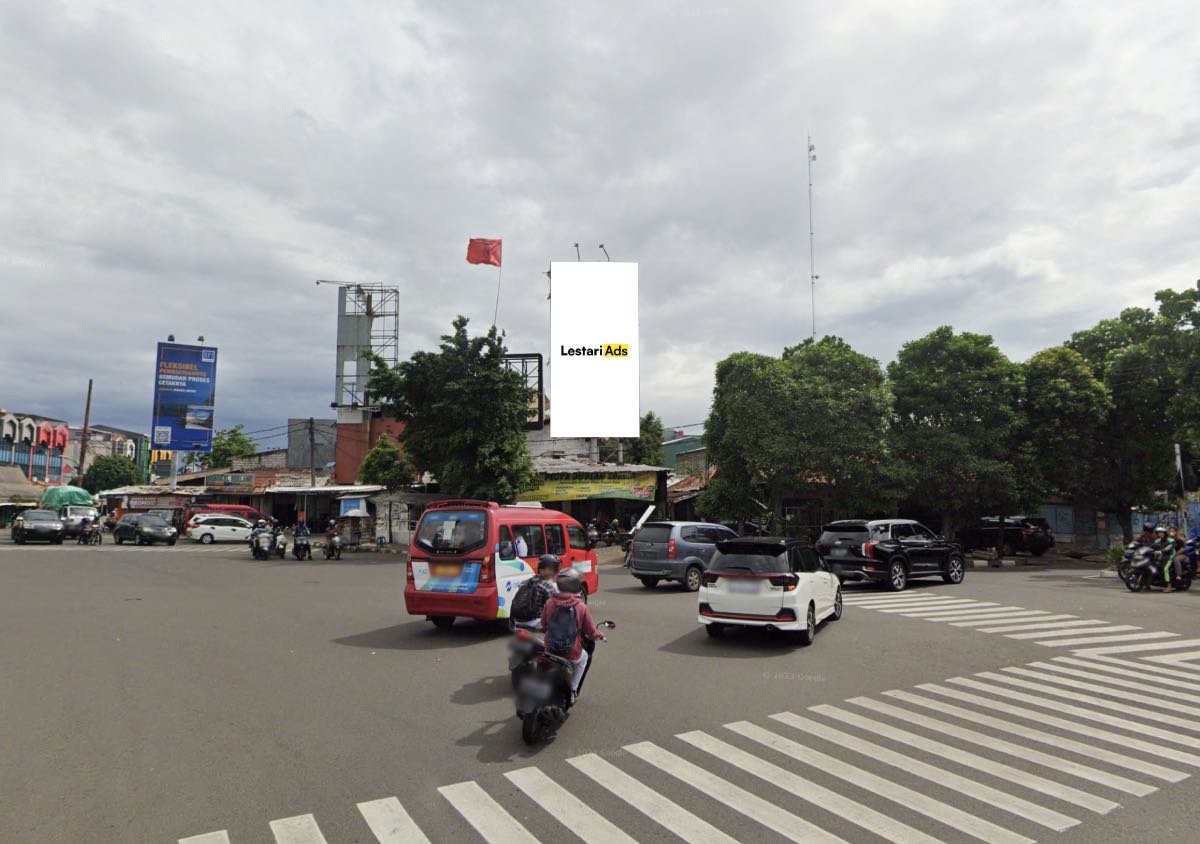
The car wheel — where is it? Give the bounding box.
[639,577,660,589]
[429,615,455,630]
[115,535,124,544]
[830,587,843,620]
[795,604,816,646]
[200,533,214,545]
[684,566,703,592]
[1003,542,1016,557]
[14,533,23,544]
[705,623,726,638]
[887,559,908,592]
[135,534,145,546]
[168,539,176,546]
[943,555,966,584]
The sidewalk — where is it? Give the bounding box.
[966,548,1110,569]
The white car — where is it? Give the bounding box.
[187,515,254,544]
[698,537,842,644]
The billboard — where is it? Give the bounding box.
[550,262,639,437]
[151,342,218,452]
[522,472,657,502]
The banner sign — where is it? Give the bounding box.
[129,495,190,509]
[151,342,218,452]
[523,472,657,502]
[340,497,366,516]
[205,473,254,488]
[550,262,639,437]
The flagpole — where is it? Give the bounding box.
[492,263,504,326]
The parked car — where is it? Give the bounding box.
[698,537,841,644]
[113,514,178,546]
[12,509,66,544]
[956,515,1055,556]
[59,505,100,538]
[627,521,740,591]
[816,519,966,591]
[183,504,266,526]
[187,515,254,544]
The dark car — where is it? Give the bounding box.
[956,515,1055,556]
[816,519,966,591]
[113,514,178,546]
[626,521,739,590]
[12,509,66,544]
[59,505,100,538]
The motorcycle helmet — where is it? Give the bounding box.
[256,519,266,527]
[537,554,561,574]
[556,566,585,594]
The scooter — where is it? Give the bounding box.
[323,533,343,560]
[78,523,102,545]
[1120,543,1194,592]
[274,532,287,559]
[292,533,312,560]
[250,530,274,561]
[510,620,615,745]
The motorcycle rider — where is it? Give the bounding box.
[1163,526,1186,592]
[539,567,605,703]
[511,555,560,630]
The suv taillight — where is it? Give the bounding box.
[862,540,877,558]
[668,539,677,560]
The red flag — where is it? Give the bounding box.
[466,238,502,267]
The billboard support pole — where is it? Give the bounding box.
[78,378,94,483]
[169,451,178,491]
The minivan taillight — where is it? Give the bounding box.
[479,555,494,583]
[668,539,677,560]
[406,562,414,584]
[862,540,877,558]
[769,573,799,592]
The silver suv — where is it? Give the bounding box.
[626,521,739,591]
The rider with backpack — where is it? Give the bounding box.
[539,567,606,703]
[511,555,560,628]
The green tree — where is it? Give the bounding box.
[366,316,534,502]
[81,454,141,493]
[888,327,1022,537]
[1018,346,1111,502]
[199,424,257,470]
[359,433,417,491]
[598,411,666,465]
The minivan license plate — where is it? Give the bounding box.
[433,564,459,577]
[728,580,758,594]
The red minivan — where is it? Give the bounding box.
[406,500,600,629]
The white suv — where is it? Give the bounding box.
[699,537,842,645]
[187,515,254,544]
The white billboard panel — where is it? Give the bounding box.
[550,262,639,438]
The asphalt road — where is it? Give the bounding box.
[2,540,1199,844]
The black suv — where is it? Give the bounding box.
[816,519,966,591]
[956,516,1055,556]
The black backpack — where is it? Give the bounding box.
[546,603,579,655]
[510,578,541,622]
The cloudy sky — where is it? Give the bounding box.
[2,0,1198,449]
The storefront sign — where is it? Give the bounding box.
[523,472,657,502]
[205,473,254,488]
[129,495,190,509]
[151,342,218,451]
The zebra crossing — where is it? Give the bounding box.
[0,541,233,554]
[840,590,1186,649]
[179,649,1200,843]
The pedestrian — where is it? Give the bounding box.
[513,528,529,558]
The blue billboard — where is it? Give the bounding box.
[151,343,218,452]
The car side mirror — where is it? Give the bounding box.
[936,535,945,542]
[498,541,515,561]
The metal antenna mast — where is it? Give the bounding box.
[807,135,818,339]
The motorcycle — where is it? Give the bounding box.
[274,531,287,559]
[323,533,343,560]
[78,523,102,545]
[292,533,312,560]
[586,524,600,546]
[509,620,616,745]
[1120,542,1194,592]
[602,527,619,547]
[250,530,274,561]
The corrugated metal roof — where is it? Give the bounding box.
[263,484,385,495]
[532,455,666,475]
[0,466,41,501]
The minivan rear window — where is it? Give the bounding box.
[712,548,789,574]
[416,510,488,554]
[636,524,672,543]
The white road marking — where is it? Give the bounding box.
[975,671,1200,737]
[1085,653,1200,682]
[1071,637,1200,657]
[438,781,539,844]
[842,597,955,609]
[974,618,1099,633]
[1029,661,1200,706]
[1053,656,1200,693]
[1145,650,1200,666]
[949,612,1075,627]
[681,729,945,844]
[624,741,847,844]
[1033,631,1181,648]
[356,797,431,844]
[568,753,740,844]
[762,713,1065,837]
[812,703,1119,814]
[179,833,231,844]
[876,600,985,613]
[885,688,1185,782]
[1001,666,1200,713]
[504,767,636,844]
[851,695,1155,795]
[1005,625,1141,640]
[908,607,1041,621]
[885,601,1000,615]
[269,814,328,844]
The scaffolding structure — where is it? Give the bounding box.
[320,282,400,418]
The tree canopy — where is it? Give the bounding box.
[366,316,534,502]
[81,455,141,493]
[599,411,666,466]
[358,433,416,491]
[199,424,257,470]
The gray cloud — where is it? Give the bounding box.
[2,0,1198,439]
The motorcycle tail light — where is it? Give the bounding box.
[668,539,677,559]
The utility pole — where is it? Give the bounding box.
[807,135,818,340]
[308,417,316,488]
[77,378,94,485]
